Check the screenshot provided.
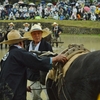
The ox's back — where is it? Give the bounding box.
[62,50,100,100]
[46,50,100,100]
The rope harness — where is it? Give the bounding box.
[46,44,90,99]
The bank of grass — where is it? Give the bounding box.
[0,19,100,28]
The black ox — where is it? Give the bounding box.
[46,49,100,100]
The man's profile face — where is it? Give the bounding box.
[31,31,43,44]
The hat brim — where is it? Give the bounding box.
[8,24,15,26]
[52,23,58,26]
[23,24,30,26]
[0,37,28,44]
[24,30,50,40]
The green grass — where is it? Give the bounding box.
[0,19,100,28]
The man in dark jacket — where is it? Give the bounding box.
[0,30,67,100]
[52,22,63,47]
[24,24,53,100]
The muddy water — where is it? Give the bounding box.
[1,34,100,59]
[52,34,100,53]
[0,34,100,100]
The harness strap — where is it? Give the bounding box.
[63,51,89,77]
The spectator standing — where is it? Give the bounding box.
[8,11,16,20]
[15,11,20,19]
[18,23,30,37]
[7,22,15,31]
[23,6,28,13]
[1,7,7,20]
[4,22,15,48]
[19,6,23,15]
[95,7,100,20]
[91,13,96,21]
[24,12,30,20]
[29,6,35,19]
[52,22,63,47]
[23,23,30,32]
[53,11,59,20]
[29,6,34,14]
[13,6,17,15]
[70,6,77,20]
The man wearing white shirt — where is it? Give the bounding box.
[24,24,53,100]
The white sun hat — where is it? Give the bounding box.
[52,22,58,26]
[24,24,50,40]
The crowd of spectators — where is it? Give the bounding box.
[0,0,100,21]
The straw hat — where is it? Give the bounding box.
[24,24,50,40]
[8,22,15,26]
[23,23,30,27]
[0,30,28,44]
[52,22,58,26]
[37,23,42,27]
[43,28,52,34]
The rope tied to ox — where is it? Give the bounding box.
[46,44,90,99]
